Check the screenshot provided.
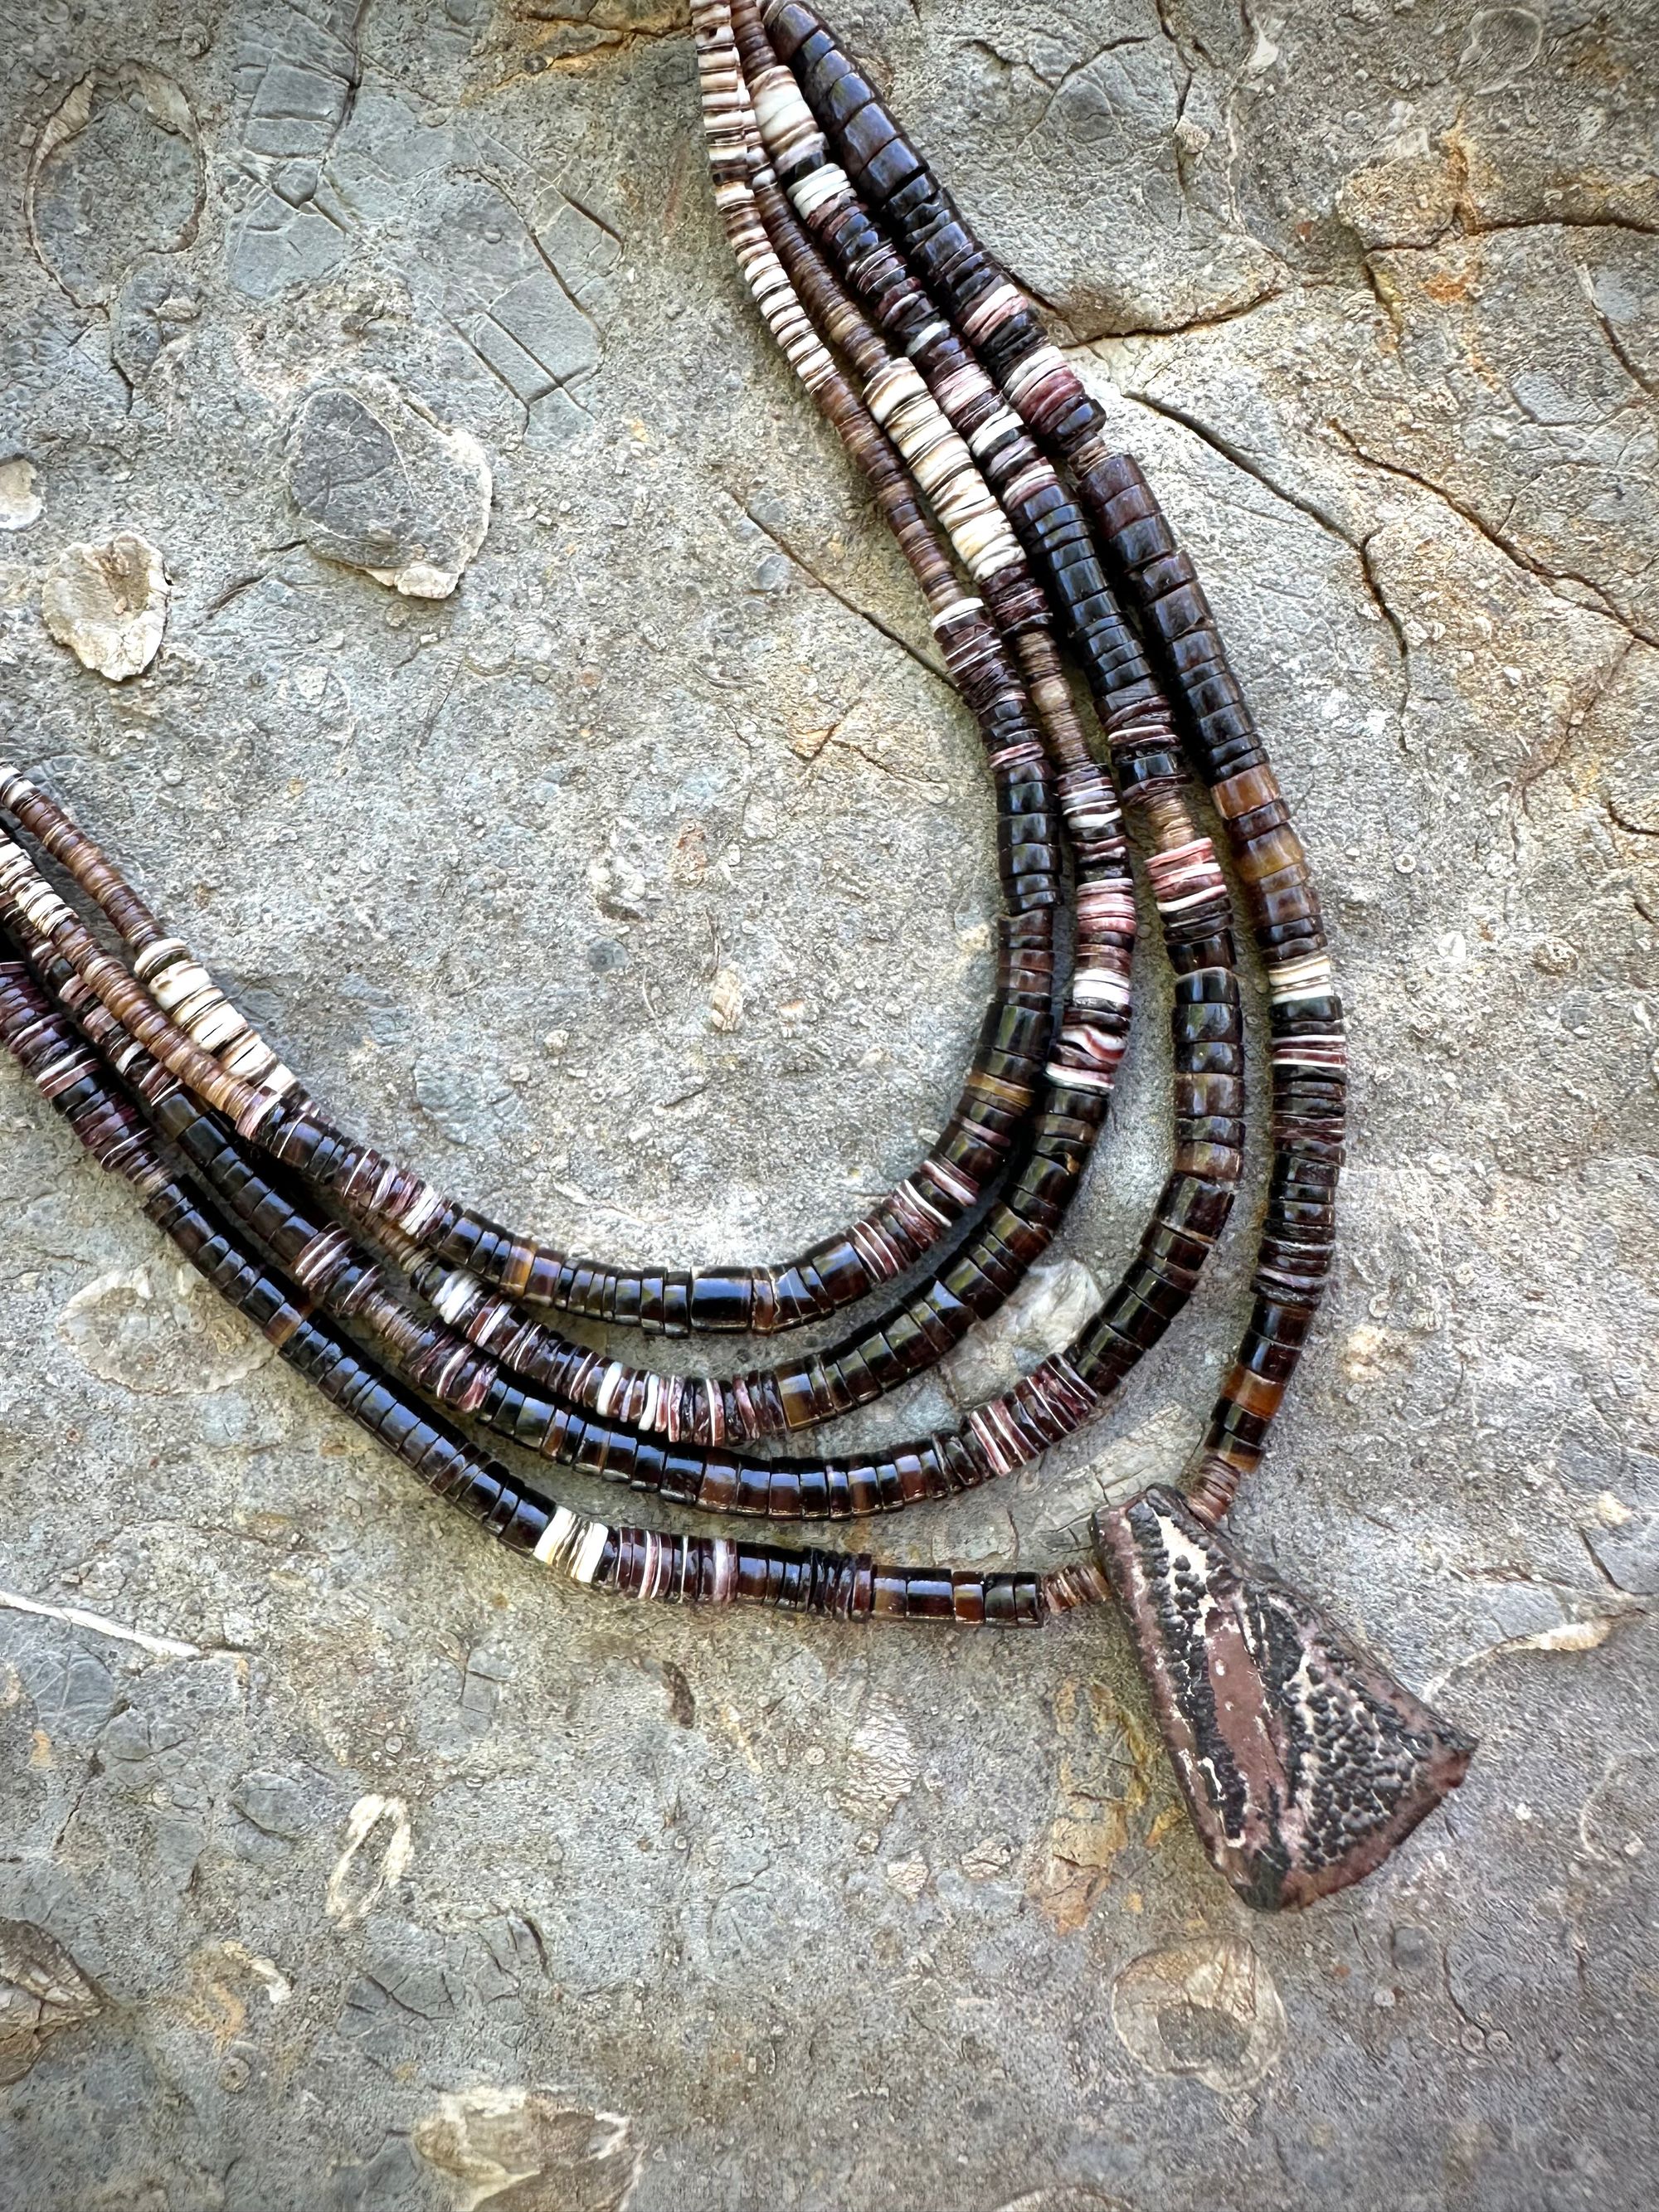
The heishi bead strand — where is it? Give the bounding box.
[3,653,1065,1335]
[0,615,1066,1335]
[717,7,1174,1037]
[7,819,1224,1529]
[0,770,1121,1457]
[737,0,1197,830]
[0,947,1089,1625]
[0,733,1057,1334]
[723,85,1147,1034]
[713,0,1248,1392]
[0,8,1479,1916]
[0,771,1064,1359]
[727,0,1243,1204]
[762,0,1345,1521]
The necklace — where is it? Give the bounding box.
[0,0,1472,1912]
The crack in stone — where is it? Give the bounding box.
[1359,255,1406,343]
[1572,264,1658,402]
[559,180,625,250]
[202,571,270,622]
[791,695,932,790]
[1115,388,1413,736]
[733,497,948,688]
[1513,636,1637,818]
[1470,213,1659,243]
[1150,0,1203,91]
[1326,422,1659,652]
[317,0,371,169]
[1357,530,1413,721]
[49,1727,116,1857]
[1607,797,1659,839]
[1067,280,1285,348]
[962,29,1152,99]
[414,164,611,439]
[1361,211,1659,263]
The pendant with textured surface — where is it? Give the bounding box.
[1094,1485,1475,1909]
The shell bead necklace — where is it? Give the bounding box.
[0,0,1472,1911]
[0,95,1239,1518]
[0,5,1227,1461]
[0,932,1472,1909]
[754,0,1348,1525]
[11,902,1200,1525]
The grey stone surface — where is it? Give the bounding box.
[0,1,1655,2206]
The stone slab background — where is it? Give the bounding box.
[1,2,1656,2207]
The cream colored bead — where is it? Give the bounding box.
[1268,953,1335,1001]
[789,163,850,220]
[533,1505,581,1568]
[571,1520,611,1585]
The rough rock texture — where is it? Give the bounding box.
[0,2,1655,2207]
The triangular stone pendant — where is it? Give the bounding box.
[1093,1485,1476,1910]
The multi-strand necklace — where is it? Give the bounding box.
[0,0,1473,1912]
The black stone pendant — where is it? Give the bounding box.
[1093,1485,1476,1910]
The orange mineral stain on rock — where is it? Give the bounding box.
[1423,265,1477,305]
[1027,1678,1160,1933]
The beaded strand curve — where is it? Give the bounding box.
[0,945,1105,1624]
[0,2,1241,1521]
[0,586,1111,1446]
[0,516,1075,1344]
[0,758,1083,1439]
[0,728,1062,1341]
[0,7,1476,1913]
[760,0,1347,1522]
[2,933,1472,1919]
[0,778,1107,1461]
[8,828,1213,1524]
[0,147,1117,1435]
